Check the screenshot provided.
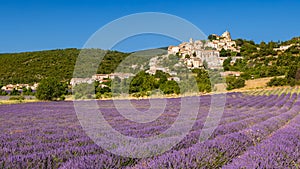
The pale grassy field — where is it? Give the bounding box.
[243,77,273,90]
[231,76,288,93]
[0,99,40,105]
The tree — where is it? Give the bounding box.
[185,54,190,59]
[159,80,180,94]
[230,51,238,57]
[226,76,245,90]
[194,69,212,92]
[36,77,67,101]
[220,48,228,57]
[129,71,156,94]
[295,68,300,81]
[284,66,300,86]
[193,52,197,57]
[208,34,217,41]
[155,70,169,85]
[259,41,267,49]
[235,39,244,47]
[22,87,27,94]
[286,65,297,80]
[223,57,232,71]
[73,83,94,99]
[203,60,208,69]
[10,88,20,96]
[0,90,7,96]
[267,77,287,87]
[22,87,33,96]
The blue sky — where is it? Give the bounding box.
[1,0,300,53]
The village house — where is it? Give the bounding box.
[167,77,180,82]
[146,67,169,75]
[108,73,134,80]
[92,74,109,81]
[273,44,294,51]
[70,73,134,86]
[220,71,241,77]
[1,83,38,91]
[70,78,94,86]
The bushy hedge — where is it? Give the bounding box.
[267,77,288,87]
[226,76,245,90]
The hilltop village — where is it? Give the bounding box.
[168,31,241,69]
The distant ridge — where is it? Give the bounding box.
[0,48,129,85]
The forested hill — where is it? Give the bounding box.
[0,48,129,85]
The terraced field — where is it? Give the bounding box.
[0,88,300,168]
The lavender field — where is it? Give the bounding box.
[1,89,300,168]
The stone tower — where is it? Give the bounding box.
[221,31,231,40]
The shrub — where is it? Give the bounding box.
[226,76,245,90]
[267,77,288,87]
[9,96,25,101]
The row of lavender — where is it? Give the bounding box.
[131,93,300,168]
[0,91,298,168]
[224,107,300,168]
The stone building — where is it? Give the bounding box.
[205,31,240,52]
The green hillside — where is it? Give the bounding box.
[0,48,129,85]
[223,38,300,79]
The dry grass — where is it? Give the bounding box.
[0,99,39,105]
[243,77,274,90]
[226,76,286,93]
